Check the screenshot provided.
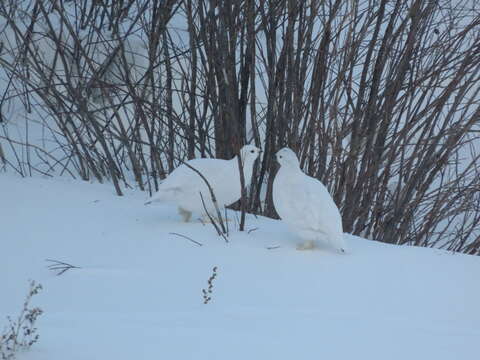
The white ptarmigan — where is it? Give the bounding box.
[273,147,346,252]
[147,145,261,222]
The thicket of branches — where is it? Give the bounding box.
[1,0,479,253]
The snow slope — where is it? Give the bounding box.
[1,174,479,360]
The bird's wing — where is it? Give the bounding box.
[276,172,341,234]
[184,158,234,190]
[303,175,343,233]
[160,158,222,188]
[274,173,315,226]
[148,158,231,203]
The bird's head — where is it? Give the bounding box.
[239,144,262,163]
[276,147,300,168]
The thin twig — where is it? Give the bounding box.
[169,232,203,246]
[45,259,81,276]
[182,161,227,234]
[199,191,229,243]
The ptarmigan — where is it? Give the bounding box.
[273,147,346,252]
[147,145,261,222]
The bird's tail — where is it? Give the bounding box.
[329,233,348,254]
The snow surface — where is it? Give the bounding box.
[1,174,480,360]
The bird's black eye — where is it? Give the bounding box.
[250,150,255,153]
[279,156,282,158]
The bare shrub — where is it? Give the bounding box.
[0,281,43,360]
[1,0,479,253]
[202,266,218,305]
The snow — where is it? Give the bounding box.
[1,173,480,360]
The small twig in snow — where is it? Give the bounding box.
[247,227,259,234]
[45,259,81,276]
[169,232,203,247]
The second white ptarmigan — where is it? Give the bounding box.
[147,145,261,222]
[273,147,346,252]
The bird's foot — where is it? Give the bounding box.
[296,240,316,251]
[178,207,192,222]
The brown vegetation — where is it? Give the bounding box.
[1,0,479,253]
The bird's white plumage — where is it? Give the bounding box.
[147,145,261,221]
[273,148,346,252]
